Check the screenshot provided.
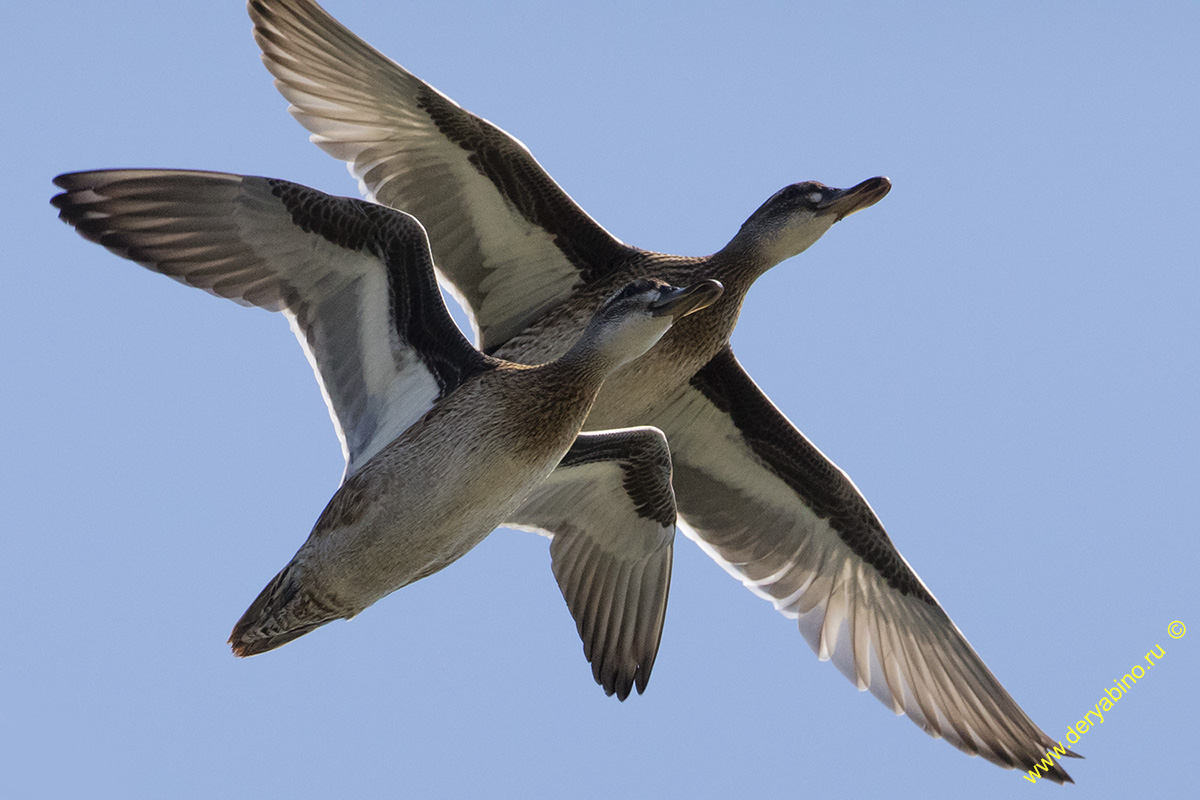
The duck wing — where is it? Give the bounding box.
[650,346,1077,782]
[52,168,492,478]
[508,428,676,701]
[248,0,637,352]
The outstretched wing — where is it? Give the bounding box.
[52,168,492,477]
[508,428,676,701]
[650,346,1078,783]
[249,0,638,351]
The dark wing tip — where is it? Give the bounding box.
[596,661,635,702]
[598,659,656,702]
[1046,765,1075,785]
[50,171,95,213]
[52,169,108,192]
[634,662,653,696]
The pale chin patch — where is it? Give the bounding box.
[769,212,837,265]
[609,313,675,368]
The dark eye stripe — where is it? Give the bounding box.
[613,278,661,302]
[774,182,826,205]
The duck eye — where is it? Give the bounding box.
[775,184,822,206]
[613,280,650,302]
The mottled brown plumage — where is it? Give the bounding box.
[246,0,1078,781]
[53,168,721,701]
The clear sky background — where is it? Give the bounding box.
[5,1,1197,798]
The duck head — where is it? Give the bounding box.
[569,278,724,371]
[725,176,891,273]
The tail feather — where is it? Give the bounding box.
[229,563,342,657]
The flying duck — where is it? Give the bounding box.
[247,0,1078,781]
[52,168,723,701]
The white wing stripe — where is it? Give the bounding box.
[652,358,1074,778]
[53,170,472,480]
[251,0,630,350]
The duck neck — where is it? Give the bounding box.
[712,227,779,286]
[552,333,627,387]
[551,313,670,389]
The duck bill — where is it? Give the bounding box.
[649,279,724,318]
[818,176,892,222]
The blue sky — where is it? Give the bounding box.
[5,1,1197,797]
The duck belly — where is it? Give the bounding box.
[299,422,563,615]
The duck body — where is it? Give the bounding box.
[246,0,1080,780]
[490,253,743,422]
[53,167,722,699]
[227,275,724,661]
[237,361,597,649]
[487,213,857,426]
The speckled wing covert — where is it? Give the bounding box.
[52,168,491,478]
[508,428,676,701]
[249,0,639,353]
[651,346,1080,783]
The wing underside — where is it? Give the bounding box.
[650,347,1077,782]
[53,168,491,476]
[508,427,677,701]
[249,0,636,351]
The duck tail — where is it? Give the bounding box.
[229,563,342,657]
